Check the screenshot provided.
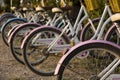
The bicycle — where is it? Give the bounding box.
[55,13,120,80]
[20,0,102,76]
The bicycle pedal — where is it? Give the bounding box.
[106,74,120,80]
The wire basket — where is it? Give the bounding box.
[109,0,120,13]
[84,0,101,11]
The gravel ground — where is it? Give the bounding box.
[0,34,57,80]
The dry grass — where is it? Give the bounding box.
[0,35,57,80]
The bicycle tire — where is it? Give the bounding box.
[21,26,70,76]
[80,18,100,41]
[8,23,41,65]
[1,18,27,46]
[0,13,16,30]
[56,40,120,80]
[104,25,120,45]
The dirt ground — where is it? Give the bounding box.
[0,34,57,80]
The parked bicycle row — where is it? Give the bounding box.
[1,0,120,79]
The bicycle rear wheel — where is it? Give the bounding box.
[80,18,112,41]
[8,23,40,64]
[80,18,100,41]
[0,13,16,29]
[57,40,120,80]
[1,18,27,46]
[104,25,120,45]
[21,26,70,76]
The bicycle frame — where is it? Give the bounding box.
[47,1,119,53]
[29,1,97,53]
[45,2,116,53]
[90,0,120,41]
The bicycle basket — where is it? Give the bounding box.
[109,0,120,13]
[84,0,101,11]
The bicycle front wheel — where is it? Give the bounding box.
[21,26,70,76]
[57,40,120,80]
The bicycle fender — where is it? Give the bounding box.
[1,18,27,32]
[54,40,120,75]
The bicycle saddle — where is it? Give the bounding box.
[11,6,17,11]
[22,7,28,11]
[111,13,120,22]
[35,6,45,12]
[52,7,63,13]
